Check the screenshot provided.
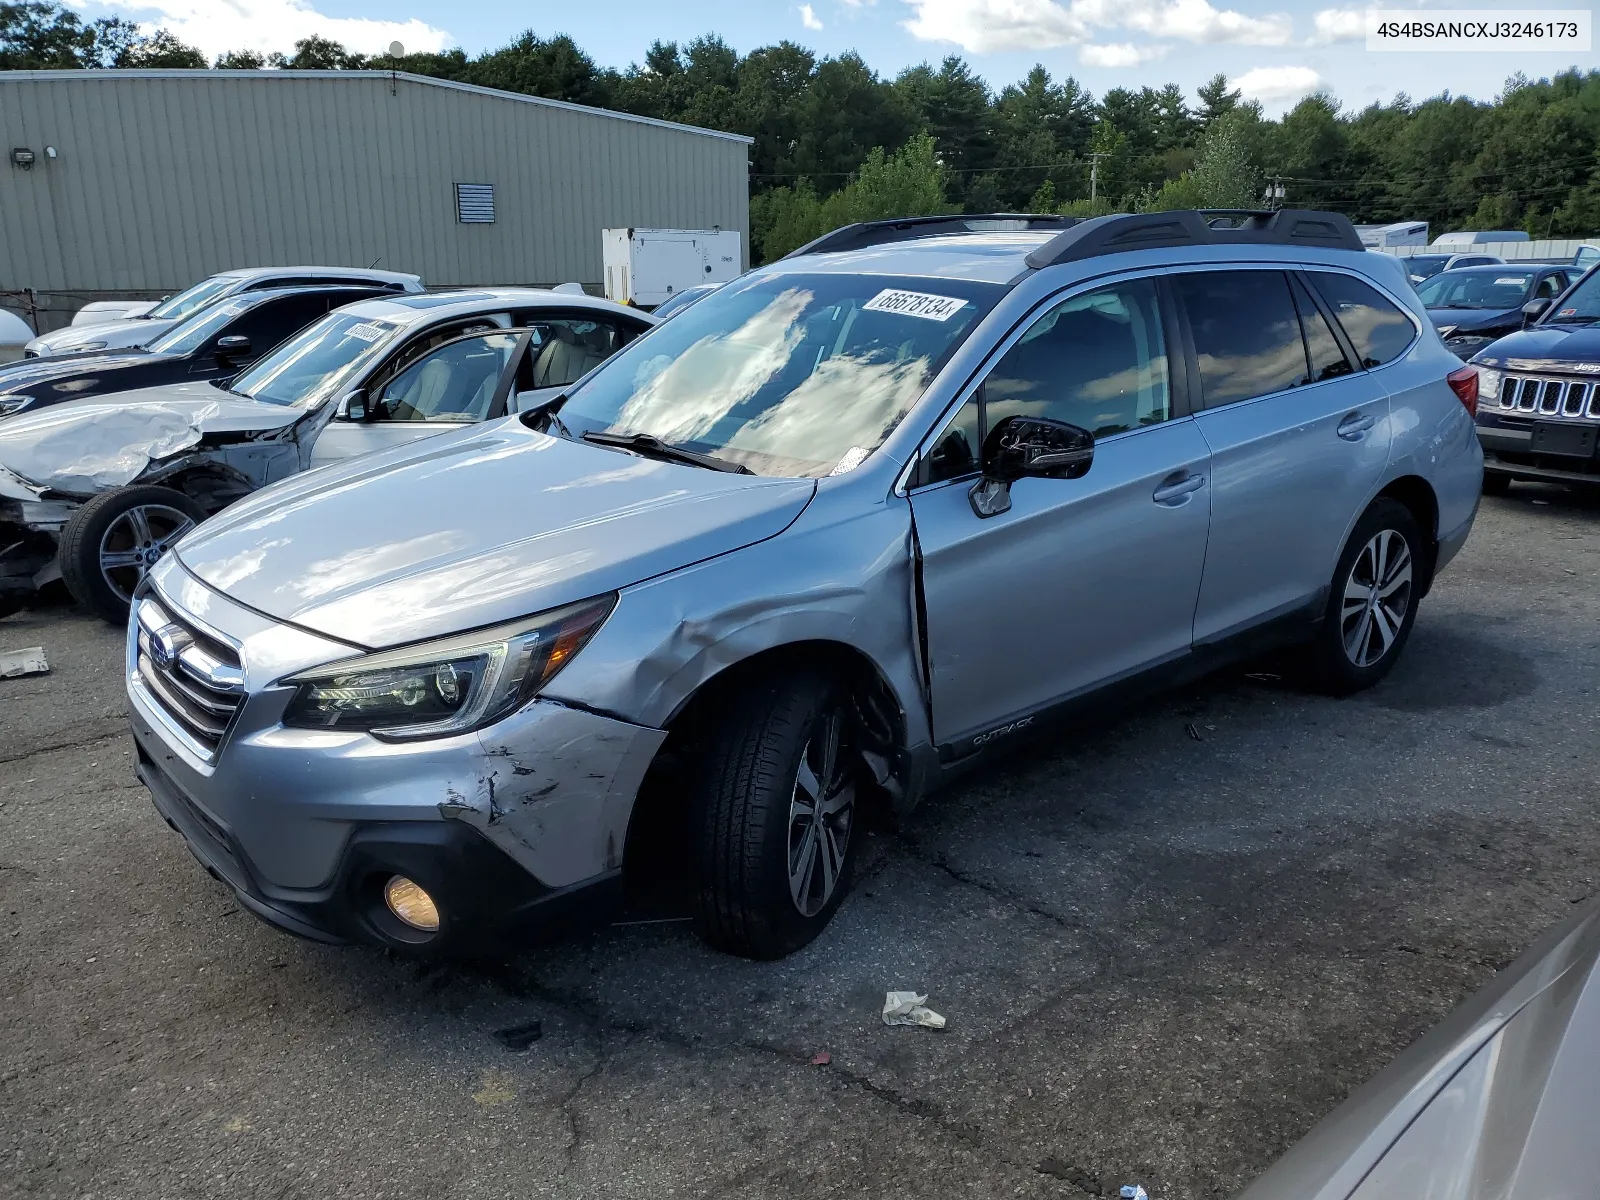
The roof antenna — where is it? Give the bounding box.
[368,256,383,269]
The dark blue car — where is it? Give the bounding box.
[1470,265,1600,493]
[1418,263,1576,360]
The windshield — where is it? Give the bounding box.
[227,311,403,407]
[147,297,254,356]
[554,273,1002,477]
[1548,269,1600,322]
[1416,271,1534,309]
[147,275,240,321]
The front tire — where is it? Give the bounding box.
[690,670,858,959]
[59,486,205,623]
[1307,498,1424,696]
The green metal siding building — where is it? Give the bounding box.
[0,70,751,331]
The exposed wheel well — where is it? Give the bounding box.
[146,465,257,515]
[621,641,909,889]
[1376,475,1440,591]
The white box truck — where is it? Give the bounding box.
[603,228,742,308]
[1356,221,1429,249]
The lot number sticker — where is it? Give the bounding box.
[344,322,389,342]
[863,289,967,321]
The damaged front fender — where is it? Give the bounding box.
[444,702,667,887]
[0,400,219,495]
[0,387,319,501]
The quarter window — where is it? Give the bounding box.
[924,395,982,484]
[1172,271,1304,407]
[1309,272,1416,368]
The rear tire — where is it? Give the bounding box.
[1307,498,1424,696]
[59,486,205,624]
[1482,473,1511,497]
[689,669,858,959]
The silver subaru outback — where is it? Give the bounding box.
[128,210,1484,958]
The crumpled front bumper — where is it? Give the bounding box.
[128,557,668,950]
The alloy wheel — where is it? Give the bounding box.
[787,707,855,918]
[98,503,195,605]
[1340,528,1413,668]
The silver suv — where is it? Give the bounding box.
[127,210,1484,959]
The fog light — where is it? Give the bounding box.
[383,875,440,932]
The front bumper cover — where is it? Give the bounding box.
[139,739,625,949]
[128,556,667,950]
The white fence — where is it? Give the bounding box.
[1379,239,1598,262]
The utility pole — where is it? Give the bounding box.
[1088,152,1108,205]
[1265,175,1286,211]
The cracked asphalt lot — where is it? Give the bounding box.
[3,487,1597,1199]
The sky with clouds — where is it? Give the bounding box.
[69,0,1596,115]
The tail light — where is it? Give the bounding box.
[1447,365,1479,417]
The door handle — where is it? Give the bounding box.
[1152,472,1205,505]
[1337,411,1376,440]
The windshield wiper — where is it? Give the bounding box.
[581,430,753,474]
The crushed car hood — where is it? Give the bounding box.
[1474,323,1600,366]
[176,419,818,648]
[28,316,176,356]
[0,383,297,495]
[1237,900,1600,1200]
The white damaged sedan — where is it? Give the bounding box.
[0,289,653,619]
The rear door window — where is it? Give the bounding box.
[521,316,642,389]
[224,293,342,356]
[1290,276,1354,384]
[1310,273,1417,368]
[1171,271,1304,408]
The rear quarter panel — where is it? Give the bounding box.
[1371,277,1484,548]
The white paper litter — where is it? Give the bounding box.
[882,991,946,1030]
[0,646,48,678]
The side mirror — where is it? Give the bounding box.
[340,391,368,422]
[969,415,1094,518]
[215,334,251,361]
[1522,298,1552,325]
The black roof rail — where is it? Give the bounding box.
[783,213,1081,259]
[1024,208,1365,269]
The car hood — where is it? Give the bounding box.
[175,419,818,649]
[1236,900,1600,1200]
[1474,323,1600,367]
[0,382,297,496]
[27,316,176,356]
[1427,307,1523,334]
[0,349,164,396]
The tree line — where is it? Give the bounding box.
[4,1,1598,260]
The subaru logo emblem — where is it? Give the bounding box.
[150,624,192,671]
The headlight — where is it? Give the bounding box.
[1475,367,1503,400]
[0,396,35,418]
[281,594,615,740]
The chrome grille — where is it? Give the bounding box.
[1498,374,1597,420]
[134,597,244,757]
